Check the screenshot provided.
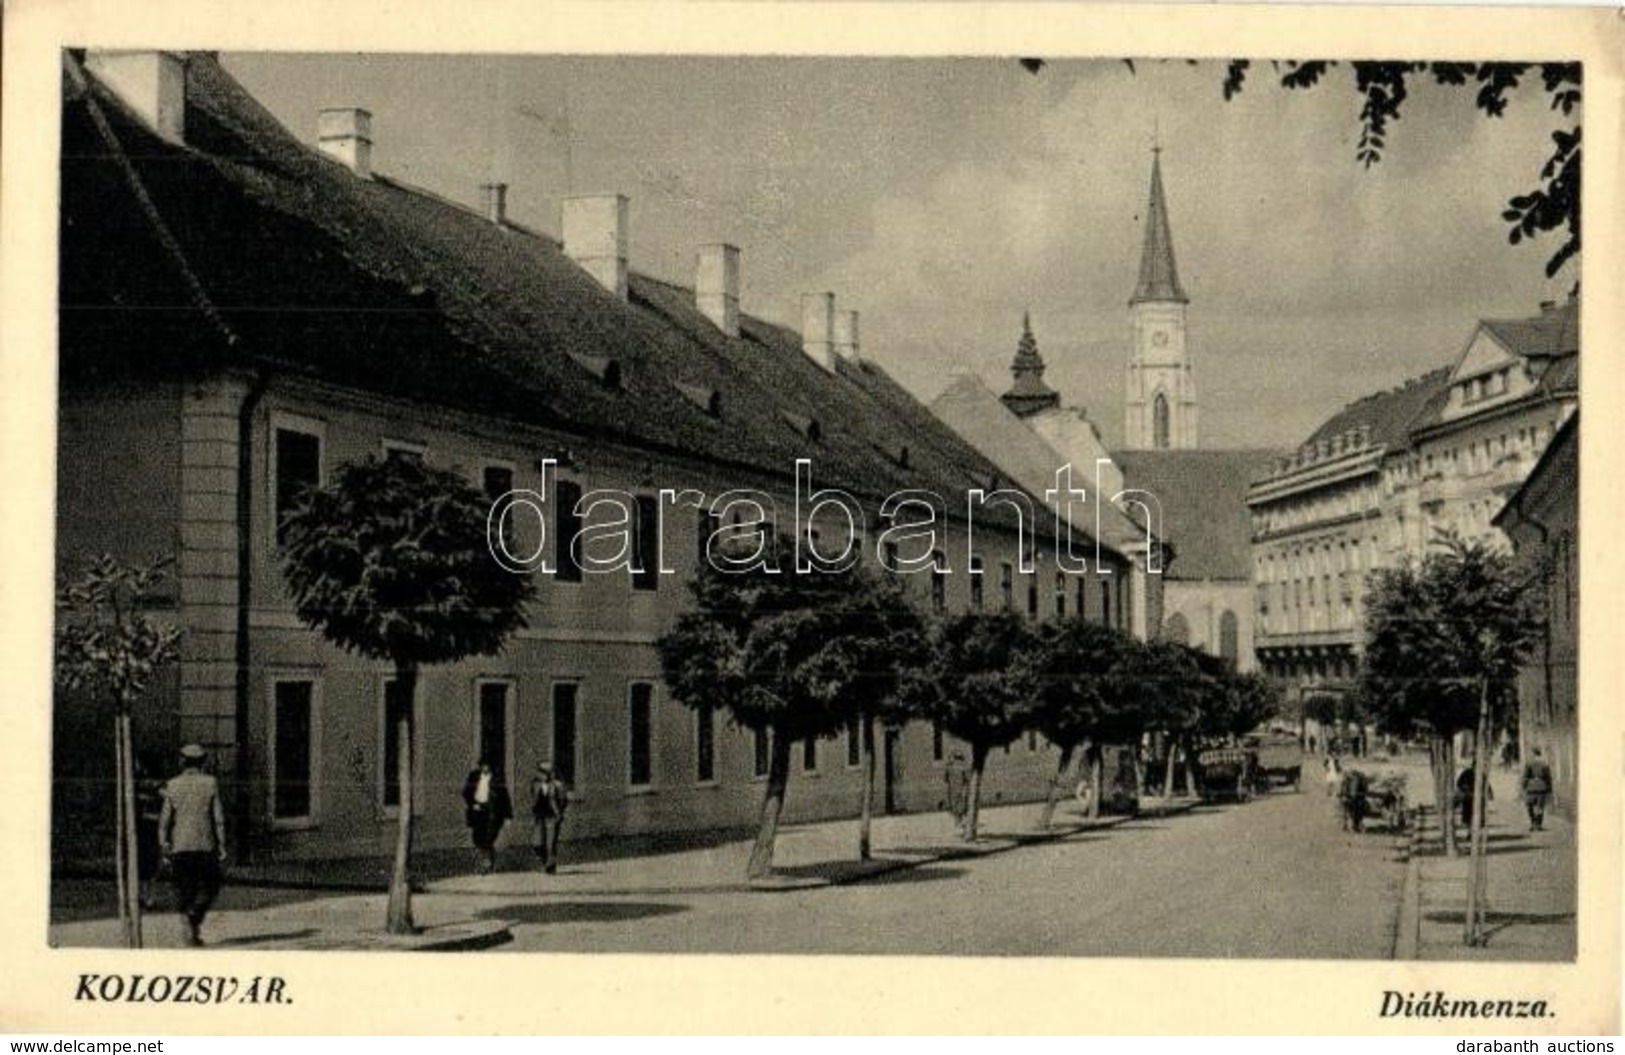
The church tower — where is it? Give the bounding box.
[1000,310,1061,418]
[1124,148,1198,449]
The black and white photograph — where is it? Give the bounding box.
[5,0,1621,1036]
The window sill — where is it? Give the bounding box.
[693,780,720,790]
[625,785,657,797]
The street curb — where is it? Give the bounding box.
[1393,806,1428,960]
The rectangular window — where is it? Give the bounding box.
[1000,563,1014,612]
[633,495,660,591]
[930,551,946,613]
[628,683,654,788]
[551,682,578,787]
[382,678,411,811]
[1027,729,1039,753]
[274,427,321,545]
[476,681,510,778]
[969,556,985,611]
[802,734,818,774]
[1027,575,1040,618]
[695,701,716,784]
[555,479,584,582]
[1055,572,1067,618]
[753,728,770,779]
[932,722,944,762]
[271,679,316,823]
[1078,578,1089,622]
[1101,581,1112,628]
[846,719,861,768]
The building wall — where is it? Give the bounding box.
[1503,436,1578,819]
[54,384,187,856]
[1159,580,1253,671]
[57,371,1131,862]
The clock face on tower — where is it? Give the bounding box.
[1151,330,1169,348]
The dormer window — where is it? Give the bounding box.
[568,352,622,389]
[675,381,722,418]
[780,411,821,443]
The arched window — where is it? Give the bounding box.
[1153,392,1171,449]
[1219,610,1239,669]
[1163,612,1190,645]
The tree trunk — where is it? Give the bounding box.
[747,726,793,879]
[964,742,990,842]
[385,665,418,935]
[120,711,143,948]
[112,710,137,949]
[1038,743,1075,830]
[1466,680,1493,945]
[1162,735,1178,800]
[1089,747,1103,820]
[857,715,876,861]
[1439,735,1459,859]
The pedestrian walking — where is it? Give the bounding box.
[158,743,227,947]
[528,762,569,874]
[134,752,164,911]
[943,750,971,838]
[1520,747,1554,831]
[461,759,512,874]
[1322,755,1341,797]
[1456,760,1493,840]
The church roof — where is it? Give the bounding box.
[1114,449,1283,581]
[1001,311,1060,417]
[1129,151,1188,306]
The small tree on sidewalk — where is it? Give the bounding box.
[55,554,183,949]
[1031,618,1130,829]
[1362,531,1540,944]
[904,611,1042,841]
[657,534,905,877]
[280,455,533,934]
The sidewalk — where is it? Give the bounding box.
[50,796,1196,951]
[1395,800,1576,961]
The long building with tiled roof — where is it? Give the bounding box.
[55,50,1136,864]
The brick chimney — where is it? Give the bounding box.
[562,194,629,299]
[801,293,837,373]
[481,182,508,225]
[833,309,860,361]
[85,51,186,145]
[318,108,372,178]
[695,244,740,336]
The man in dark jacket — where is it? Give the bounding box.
[1520,747,1554,831]
[528,762,570,874]
[461,760,512,874]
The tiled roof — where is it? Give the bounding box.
[929,374,1152,550]
[62,52,1084,542]
[1113,449,1283,581]
[1482,300,1579,360]
[1305,367,1454,452]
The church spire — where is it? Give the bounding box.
[1000,310,1061,418]
[1130,148,1188,306]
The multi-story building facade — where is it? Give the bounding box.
[55,51,1134,864]
[1249,299,1579,717]
[1495,413,1578,818]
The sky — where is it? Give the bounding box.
[223,53,1576,449]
